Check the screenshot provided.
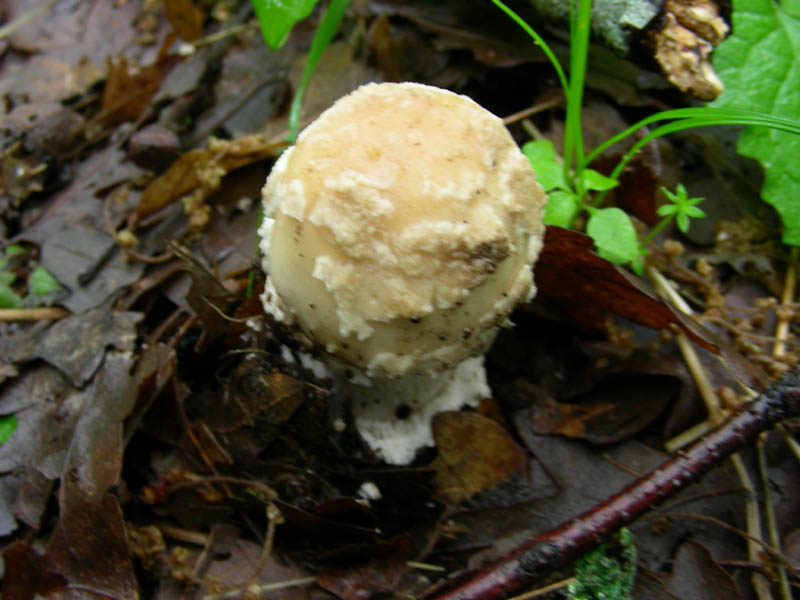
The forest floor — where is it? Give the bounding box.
[0,1,798,599]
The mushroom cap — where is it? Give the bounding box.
[259,82,546,376]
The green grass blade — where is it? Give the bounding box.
[563,0,592,186]
[488,0,569,95]
[287,0,351,143]
[582,107,800,171]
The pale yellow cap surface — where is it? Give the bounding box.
[260,82,546,376]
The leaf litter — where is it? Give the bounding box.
[0,2,799,600]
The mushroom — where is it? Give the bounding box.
[258,82,547,464]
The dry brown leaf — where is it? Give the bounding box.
[164,0,206,42]
[134,134,286,224]
[101,56,165,127]
[535,226,718,352]
[432,411,527,505]
[318,556,408,600]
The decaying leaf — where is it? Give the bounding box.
[432,411,528,505]
[0,305,141,387]
[665,541,743,599]
[529,374,679,444]
[1,541,67,599]
[135,134,286,224]
[45,493,138,600]
[535,226,718,352]
[164,0,206,42]
[172,243,235,349]
[318,555,409,600]
[101,55,168,127]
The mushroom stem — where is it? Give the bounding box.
[340,356,490,464]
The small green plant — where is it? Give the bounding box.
[491,0,800,271]
[646,184,707,241]
[0,244,62,308]
[568,528,637,600]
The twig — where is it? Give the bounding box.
[506,578,575,600]
[647,266,724,424]
[420,375,800,600]
[201,577,317,600]
[775,423,800,463]
[0,0,62,40]
[0,307,69,321]
[758,434,793,600]
[158,524,210,546]
[773,247,797,359]
[729,452,771,600]
[502,96,563,126]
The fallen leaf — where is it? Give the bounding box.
[100,56,166,127]
[0,306,141,387]
[1,540,67,599]
[21,146,146,313]
[665,540,742,599]
[164,0,206,42]
[135,134,285,223]
[529,374,679,444]
[534,226,717,353]
[432,411,528,505]
[172,243,234,350]
[318,555,409,600]
[45,493,138,600]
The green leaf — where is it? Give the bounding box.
[522,140,568,191]
[586,208,642,272]
[580,168,619,192]
[712,0,800,244]
[251,0,319,50]
[658,184,706,233]
[28,266,61,297]
[0,282,22,309]
[4,245,24,257]
[0,415,16,445]
[544,190,580,227]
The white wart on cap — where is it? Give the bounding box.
[259,82,547,463]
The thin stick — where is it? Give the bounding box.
[158,524,210,546]
[502,96,563,126]
[648,267,723,423]
[775,423,800,463]
[202,577,317,600]
[773,247,797,359]
[0,307,69,321]
[505,577,576,600]
[758,434,793,600]
[0,0,62,40]
[729,453,771,600]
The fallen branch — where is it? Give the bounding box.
[421,370,800,600]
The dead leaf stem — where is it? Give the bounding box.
[757,434,793,600]
[0,0,61,40]
[729,452,771,600]
[773,246,798,359]
[0,307,69,321]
